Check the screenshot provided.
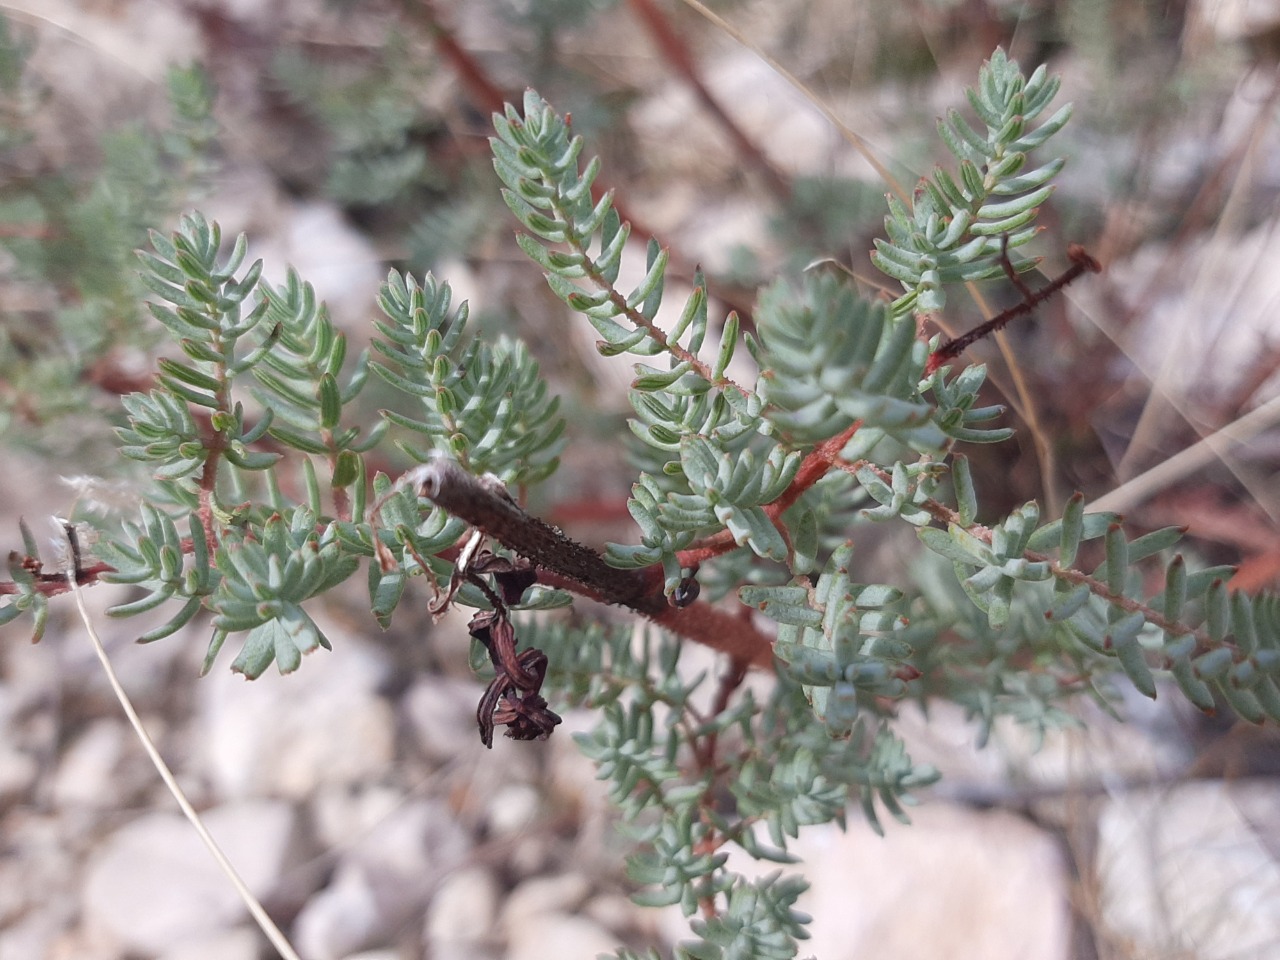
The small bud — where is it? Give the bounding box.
[671,573,700,608]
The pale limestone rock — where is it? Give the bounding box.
[502,873,592,929]
[402,675,489,765]
[52,718,128,808]
[298,797,472,958]
[0,739,37,802]
[293,863,382,960]
[157,927,263,960]
[506,913,620,960]
[1201,0,1280,41]
[485,781,542,837]
[665,804,1070,960]
[81,801,302,956]
[425,865,501,945]
[197,632,394,799]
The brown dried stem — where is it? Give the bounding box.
[409,458,778,668]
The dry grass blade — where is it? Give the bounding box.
[1091,392,1280,516]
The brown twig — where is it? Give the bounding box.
[408,458,778,668]
[403,421,876,671]
[1,552,113,599]
[410,459,656,606]
[924,243,1102,376]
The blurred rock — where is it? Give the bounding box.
[51,718,128,808]
[81,800,304,956]
[0,738,37,801]
[310,784,408,853]
[584,892,648,938]
[349,797,471,889]
[402,675,488,765]
[431,943,501,960]
[197,632,395,799]
[10,0,202,87]
[0,912,98,960]
[271,201,384,335]
[292,862,383,960]
[1204,0,1280,43]
[506,913,620,960]
[425,864,501,946]
[502,873,591,928]
[687,803,1070,960]
[1,811,93,958]
[297,796,472,959]
[485,781,542,837]
[546,708,615,868]
[158,927,263,960]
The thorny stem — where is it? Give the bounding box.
[924,244,1101,375]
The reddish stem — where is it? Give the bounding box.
[676,420,862,568]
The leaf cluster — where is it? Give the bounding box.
[371,270,565,488]
[872,47,1072,313]
[971,500,1280,719]
[70,209,568,676]
[532,618,932,957]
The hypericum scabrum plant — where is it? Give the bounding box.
[5,48,1277,960]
